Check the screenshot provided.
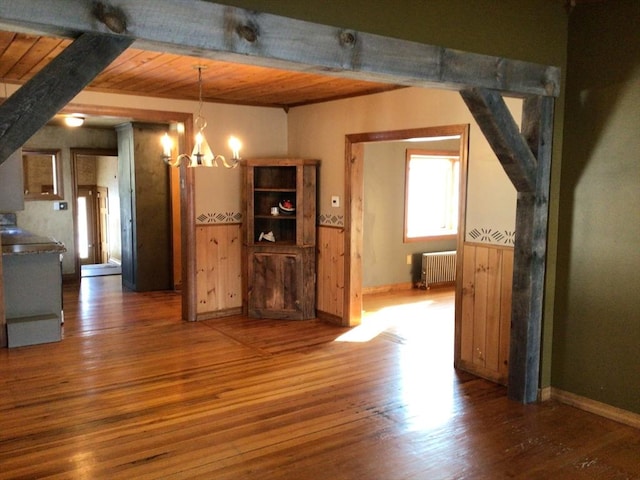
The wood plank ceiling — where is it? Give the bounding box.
[0,30,403,114]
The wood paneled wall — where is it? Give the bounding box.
[316,226,345,322]
[457,243,513,385]
[195,224,242,319]
[195,224,345,322]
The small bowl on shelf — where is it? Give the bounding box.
[278,200,295,215]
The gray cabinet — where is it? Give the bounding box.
[0,149,24,212]
[117,122,172,292]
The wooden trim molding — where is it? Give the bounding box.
[551,388,640,429]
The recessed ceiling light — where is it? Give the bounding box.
[64,116,85,127]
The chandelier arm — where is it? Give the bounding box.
[163,153,190,167]
[218,154,239,169]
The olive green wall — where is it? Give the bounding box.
[218,0,568,388]
[215,0,566,63]
[552,1,640,413]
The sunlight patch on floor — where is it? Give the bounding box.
[335,293,456,430]
[399,331,455,431]
[335,300,436,343]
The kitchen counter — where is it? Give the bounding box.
[1,226,66,256]
[1,224,65,347]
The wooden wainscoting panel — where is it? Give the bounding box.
[316,226,345,320]
[460,244,476,364]
[484,247,504,373]
[472,246,489,368]
[195,224,242,318]
[457,243,513,385]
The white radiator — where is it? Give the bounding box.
[421,251,457,289]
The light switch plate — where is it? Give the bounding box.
[331,195,340,207]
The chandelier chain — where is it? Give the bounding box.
[195,66,207,132]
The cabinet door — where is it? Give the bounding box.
[248,251,303,319]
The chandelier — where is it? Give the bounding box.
[161,66,242,168]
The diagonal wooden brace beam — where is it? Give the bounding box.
[460,88,538,193]
[0,32,133,165]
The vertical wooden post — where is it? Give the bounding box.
[508,96,555,402]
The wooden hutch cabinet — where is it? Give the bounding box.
[242,158,319,319]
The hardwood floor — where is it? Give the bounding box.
[1,278,638,479]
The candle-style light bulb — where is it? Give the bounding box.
[161,133,172,158]
[194,131,204,155]
[228,136,242,160]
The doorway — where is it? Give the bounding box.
[347,125,468,383]
[77,185,99,265]
[344,125,469,327]
[71,149,120,280]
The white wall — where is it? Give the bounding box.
[288,86,522,246]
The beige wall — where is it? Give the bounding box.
[17,126,117,274]
[3,86,287,274]
[67,90,288,224]
[288,87,522,243]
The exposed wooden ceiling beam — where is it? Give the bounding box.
[0,0,560,98]
[0,32,133,164]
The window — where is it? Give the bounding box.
[404,149,460,242]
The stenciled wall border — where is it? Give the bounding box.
[466,226,516,247]
[195,211,514,248]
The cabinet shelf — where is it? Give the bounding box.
[255,214,296,220]
[255,188,297,193]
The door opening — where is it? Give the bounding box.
[345,125,469,328]
[76,185,98,265]
[71,149,120,281]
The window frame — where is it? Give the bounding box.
[403,148,460,243]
